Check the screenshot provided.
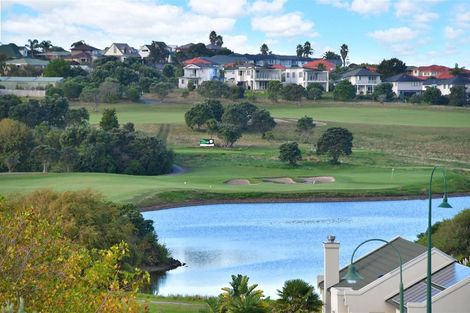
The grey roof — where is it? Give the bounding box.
[207,55,249,65]
[71,43,100,51]
[5,58,49,66]
[387,262,470,309]
[319,237,427,290]
[385,73,422,83]
[206,43,223,50]
[0,43,22,59]
[342,67,381,78]
[422,75,470,86]
[0,76,64,82]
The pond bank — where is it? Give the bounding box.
[140,192,470,212]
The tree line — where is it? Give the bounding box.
[0,95,173,175]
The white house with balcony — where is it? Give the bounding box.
[318,236,470,313]
[341,67,381,95]
[178,63,221,89]
[231,64,282,90]
[384,73,423,98]
[284,67,329,91]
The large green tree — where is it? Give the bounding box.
[99,108,119,131]
[250,109,276,138]
[296,116,316,144]
[377,58,407,79]
[0,119,32,172]
[43,59,72,77]
[449,86,467,106]
[217,123,242,147]
[417,209,470,260]
[260,43,270,55]
[303,41,313,57]
[279,141,302,165]
[31,144,58,173]
[373,83,395,102]
[317,127,353,164]
[275,279,322,313]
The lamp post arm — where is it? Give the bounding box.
[350,238,404,313]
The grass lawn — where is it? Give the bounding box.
[2,95,469,207]
[137,294,210,313]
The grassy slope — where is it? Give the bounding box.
[2,95,470,206]
[137,294,210,313]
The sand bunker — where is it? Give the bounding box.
[263,177,297,184]
[300,176,335,184]
[225,179,251,185]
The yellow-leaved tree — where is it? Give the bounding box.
[0,196,149,313]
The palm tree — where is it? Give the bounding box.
[303,41,313,57]
[219,274,269,313]
[296,44,303,57]
[340,44,349,67]
[39,40,52,52]
[209,30,218,45]
[449,63,466,76]
[260,43,270,55]
[322,50,340,60]
[275,279,322,313]
[26,39,39,57]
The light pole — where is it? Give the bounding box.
[426,167,452,313]
[343,239,405,313]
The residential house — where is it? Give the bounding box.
[318,236,470,313]
[103,43,140,61]
[341,67,382,95]
[384,73,423,98]
[410,65,450,79]
[175,43,194,53]
[178,57,222,89]
[232,64,282,90]
[0,76,64,97]
[284,66,329,91]
[139,42,173,63]
[69,43,102,62]
[139,45,151,59]
[423,75,470,96]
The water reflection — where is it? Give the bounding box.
[143,197,470,297]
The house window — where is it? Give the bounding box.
[299,72,303,78]
[286,72,290,78]
[293,72,296,78]
[181,79,185,84]
[239,71,243,76]
[369,76,376,81]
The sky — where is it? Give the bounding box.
[1,0,469,67]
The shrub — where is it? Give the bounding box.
[281,84,306,101]
[279,141,302,165]
[333,80,356,101]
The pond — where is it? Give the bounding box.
[142,196,470,297]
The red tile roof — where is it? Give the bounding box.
[417,65,449,72]
[183,57,213,65]
[271,64,286,69]
[303,59,336,72]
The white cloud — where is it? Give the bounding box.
[316,0,389,14]
[250,0,287,14]
[315,0,349,9]
[350,0,390,15]
[2,0,240,49]
[456,9,470,27]
[251,12,317,38]
[368,27,418,43]
[444,26,463,40]
[188,0,247,18]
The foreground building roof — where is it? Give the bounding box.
[319,237,426,290]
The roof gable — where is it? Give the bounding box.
[303,59,336,71]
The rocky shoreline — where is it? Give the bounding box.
[141,257,186,273]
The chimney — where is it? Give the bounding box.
[323,235,340,313]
